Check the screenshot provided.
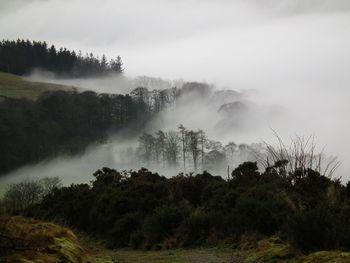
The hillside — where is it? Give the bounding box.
[0,72,77,100]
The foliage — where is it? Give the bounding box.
[0,39,123,77]
[0,90,150,175]
[14,161,350,252]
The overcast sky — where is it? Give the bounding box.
[0,0,349,83]
[1,0,350,179]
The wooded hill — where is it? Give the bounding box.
[0,39,123,77]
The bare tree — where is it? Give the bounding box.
[198,129,207,171]
[138,133,155,166]
[224,141,237,176]
[255,132,340,181]
[2,177,62,213]
[187,130,200,172]
[3,180,43,212]
[165,131,180,167]
[178,124,187,172]
[155,130,166,166]
[206,140,223,152]
[39,177,62,196]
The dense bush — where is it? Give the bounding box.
[18,162,350,252]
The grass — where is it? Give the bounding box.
[242,236,299,263]
[302,251,350,263]
[89,248,237,263]
[239,236,350,263]
[0,72,76,100]
[2,216,350,263]
[0,215,87,263]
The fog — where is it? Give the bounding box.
[0,0,350,185]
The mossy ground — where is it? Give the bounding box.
[0,72,76,100]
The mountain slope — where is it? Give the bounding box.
[0,72,77,100]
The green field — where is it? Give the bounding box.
[0,72,76,100]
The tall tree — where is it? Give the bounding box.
[165,131,180,167]
[155,130,166,166]
[224,141,237,176]
[138,133,155,166]
[198,129,207,171]
[178,124,187,173]
[187,130,200,172]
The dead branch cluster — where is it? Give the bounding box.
[254,132,340,179]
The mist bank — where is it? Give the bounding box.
[27,70,185,95]
[0,73,344,188]
[0,0,347,182]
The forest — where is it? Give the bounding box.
[0,74,242,176]
[0,39,123,77]
[0,90,150,175]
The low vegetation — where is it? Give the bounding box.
[2,215,350,262]
[2,158,349,255]
[0,215,86,262]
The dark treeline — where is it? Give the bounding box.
[0,39,123,77]
[0,90,149,175]
[0,79,219,175]
[7,162,350,253]
[129,82,214,115]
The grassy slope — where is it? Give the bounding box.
[0,72,76,100]
[0,215,87,263]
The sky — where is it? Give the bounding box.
[1,0,350,180]
[0,0,349,83]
